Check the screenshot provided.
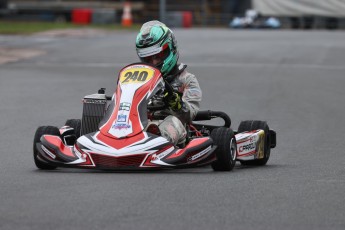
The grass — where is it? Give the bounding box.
[0,21,141,34]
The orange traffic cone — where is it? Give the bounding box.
[122,2,133,27]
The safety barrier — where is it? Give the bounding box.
[4,1,345,29]
[166,11,192,28]
[92,8,116,24]
[72,8,92,25]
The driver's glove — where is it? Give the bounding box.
[164,92,183,111]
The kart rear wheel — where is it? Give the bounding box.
[237,120,271,166]
[211,127,237,171]
[33,126,59,170]
[65,119,81,138]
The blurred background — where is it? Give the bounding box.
[1,2,345,230]
[1,0,345,30]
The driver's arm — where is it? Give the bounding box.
[172,70,202,124]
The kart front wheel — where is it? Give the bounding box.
[211,127,237,171]
[33,126,59,170]
[65,119,81,138]
[237,120,271,166]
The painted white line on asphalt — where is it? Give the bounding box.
[13,61,345,70]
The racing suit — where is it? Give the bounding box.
[158,63,202,145]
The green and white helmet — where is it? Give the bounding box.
[136,21,179,77]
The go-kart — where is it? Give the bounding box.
[33,63,276,171]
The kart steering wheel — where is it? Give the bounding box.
[147,100,166,111]
[147,80,175,111]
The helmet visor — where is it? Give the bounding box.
[139,44,170,67]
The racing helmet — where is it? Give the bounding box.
[136,21,179,77]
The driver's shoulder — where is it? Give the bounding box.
[176,63,195,82]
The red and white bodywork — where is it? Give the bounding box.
[36,64,216,170]
[35,63,276,171]
[235,130,265,161]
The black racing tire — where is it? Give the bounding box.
[33,126,59,170]
[65,119,81,138]
[211,127,237,171]
[237,120,271,166]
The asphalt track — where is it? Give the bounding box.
[1,28,345,230]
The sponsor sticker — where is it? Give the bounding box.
[83,99,107,104]
[187,146,211,162]
[239,143,256,153]
[117,114,127,122]
[112,123,131,130]
[119,102,131,111]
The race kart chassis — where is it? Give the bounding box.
[33,63,276,171]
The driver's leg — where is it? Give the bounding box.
[159,115,187,146]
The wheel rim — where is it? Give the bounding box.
[230,138,236,161]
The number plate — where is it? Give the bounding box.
[119,67,155,85]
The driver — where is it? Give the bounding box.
[136,20,202,146]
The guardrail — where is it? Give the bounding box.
[3,0,345,29]
[8,0,144,11]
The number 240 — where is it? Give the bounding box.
[122,71,148,83]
